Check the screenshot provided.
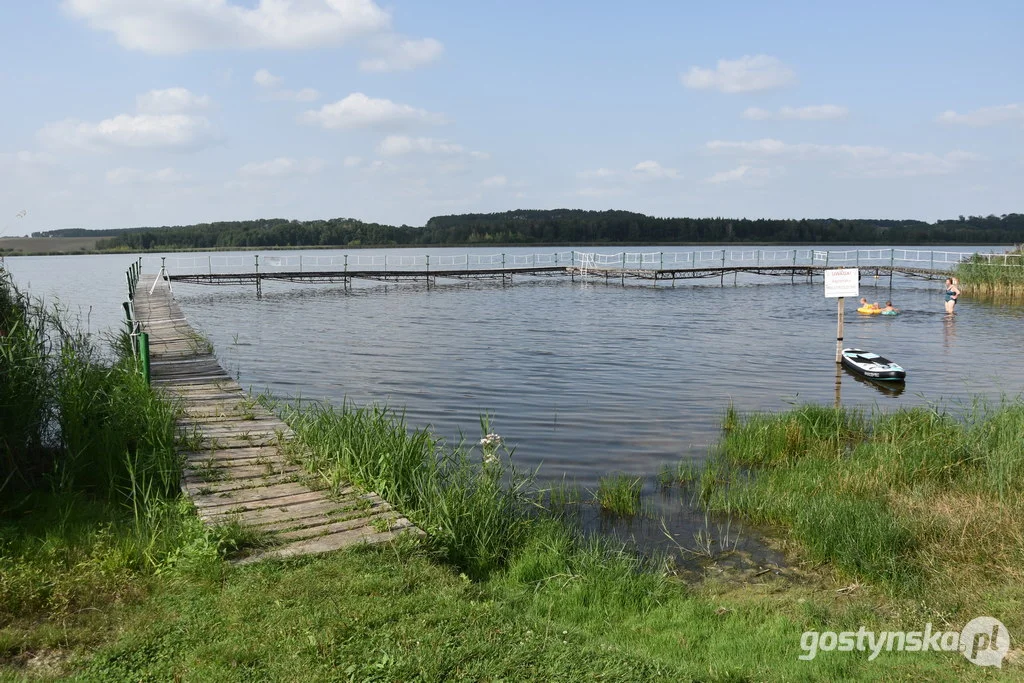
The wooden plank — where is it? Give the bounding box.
[133,278,419,563]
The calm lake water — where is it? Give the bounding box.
[6,246,1023,564]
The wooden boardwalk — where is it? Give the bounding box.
[132,275,418,563]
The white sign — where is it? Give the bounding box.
[824,268,859,298]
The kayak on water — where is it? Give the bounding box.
[840,348,906,381]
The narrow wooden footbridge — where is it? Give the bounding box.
[127,271,419,562]
[141,248,1003,297]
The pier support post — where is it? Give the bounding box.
[138,331,151,385]
[254,255,262,298]
[426,254,430,290]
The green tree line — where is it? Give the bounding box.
[72,210,1024,251]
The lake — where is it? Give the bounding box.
[6,246,1022,563]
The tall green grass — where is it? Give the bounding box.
[954,248,1024,299]
[0,266,208,627]
[699,400,1024,597]
[276,400,537,577]
[594,473,643,516]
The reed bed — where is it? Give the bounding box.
[954,248,1024,299]
[700,400,1024,604]
[0,267,214,626]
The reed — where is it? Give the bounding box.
[0,267,205,624]
[594,473,643,516]
[699,400,1024,598]
[275,400,537,578]
[954,249,1024,300]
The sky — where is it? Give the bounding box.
[1,0,1022,235]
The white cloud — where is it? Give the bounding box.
[706,138,887,160]
[480,175,506,188]
[377,135,484,158]
[706,138,980,178]
[266,88,321,103]
[360,36,444,72]
[64,0,392,54]
[136,87,211,114]
[301,93,446,130]
[779,105,848,120]
[742,105,848,121]
[741,107,773,121]
[0,150,57,166]
[239,157,326,177]
[577,186,625,198]
[632,160,681,180]
[681,55,796,93]
[343,155,363,167]
[706,165,774,184]
[936,104,1024,127]
[577,167,616,179]
[253,68,282,88]
[40,114,214,150]
[105,167,188,185]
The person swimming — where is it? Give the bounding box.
[881,301,899,315]
[859,297,880,311]
[944,278,960,314]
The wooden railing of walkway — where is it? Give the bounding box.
[128,269,419,563]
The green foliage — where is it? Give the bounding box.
[955,247,1024,299]
[594,473,643,516]
[700,401,1024,596]
[86,211,1024,251]
[276,400,536,578]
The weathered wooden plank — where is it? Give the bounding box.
[133,277,419,563]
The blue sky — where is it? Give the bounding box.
[1,1,1022,234]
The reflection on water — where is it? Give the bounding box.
[841,366,906,398]
[943,314,957,352]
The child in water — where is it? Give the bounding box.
[859,297,880,311]
[881,301,899,315]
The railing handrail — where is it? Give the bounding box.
[141,248,1021,276]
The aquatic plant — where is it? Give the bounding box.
[954,248,1024,300]
[699,400,1024,597]
[594,473,643,516]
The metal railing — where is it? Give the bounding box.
[141,249,1021,276]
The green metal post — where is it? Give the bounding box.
[122,301,132,332]
[138,332,150,385]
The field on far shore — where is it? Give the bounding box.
[0,236,100,254]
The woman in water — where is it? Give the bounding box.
[944,278,960,314]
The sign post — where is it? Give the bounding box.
[824,268,859,363]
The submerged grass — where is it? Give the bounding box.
[595,473,643,516]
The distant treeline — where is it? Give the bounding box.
[37,210,1024,251]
